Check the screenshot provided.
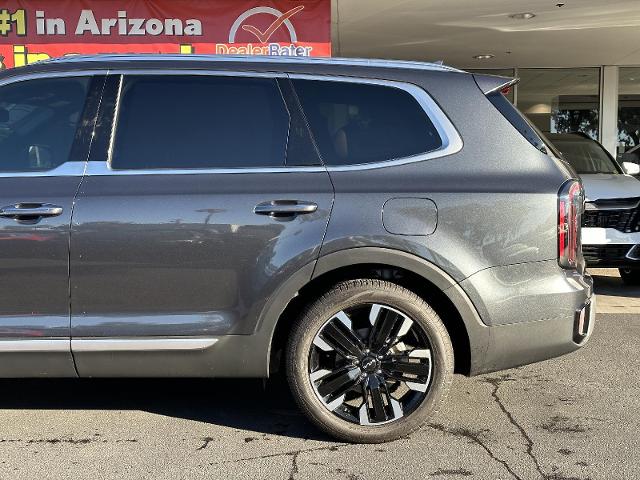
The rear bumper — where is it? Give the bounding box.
[471,294,595,375]
[459,260,594,375]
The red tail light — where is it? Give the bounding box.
[558,180,584,269]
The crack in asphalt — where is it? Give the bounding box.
[430,467,473,477]
[0,437,137,445]
[197,373,587,479]
[197,437,215,451]
[288,449,300,480]
[206,443,347,466]
[483,374,547,480]
[428,423,525,480]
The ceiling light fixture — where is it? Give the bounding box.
[509,12,536,20]
[473,54,495,60]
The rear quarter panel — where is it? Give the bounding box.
[321,70,568,281]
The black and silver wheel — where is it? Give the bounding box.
[619,268,640,285]
[287,279,453,443]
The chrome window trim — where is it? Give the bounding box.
[86,161,326,176]
[0,69,463,177]
[71,337,218,352]
[0,70,108,179]
[0,162,87,178]
[84,70,461,176]
[106,73,123,165]
[288,73,463,172]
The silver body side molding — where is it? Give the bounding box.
[0,338,218,352]
[71,337,219,352]
[0,339,69,352]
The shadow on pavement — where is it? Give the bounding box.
[0,377,329,441]
[591,269,640,299]
[3,271,630,445]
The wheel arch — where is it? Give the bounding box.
[267,247,489,377]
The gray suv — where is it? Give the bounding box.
[0,55,594,443]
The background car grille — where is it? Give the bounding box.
[583,244,637,265]
[583,208,640,233]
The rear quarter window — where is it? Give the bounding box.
[292,79,442,166]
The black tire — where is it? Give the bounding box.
[619,268,640,285]
[286,279,454,443]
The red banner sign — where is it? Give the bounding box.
[0,0,331,69]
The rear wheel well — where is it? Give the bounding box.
[269,263,471,377]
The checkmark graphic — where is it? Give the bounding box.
[241,5,305,43]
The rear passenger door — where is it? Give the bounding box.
[0,74,101,376]
[69,72,334,376]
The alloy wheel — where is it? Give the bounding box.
[309,303,433,426]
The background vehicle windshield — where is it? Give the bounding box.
[550,136,622,174]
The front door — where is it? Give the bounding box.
[0,74,101,376]
[70,72,334,376]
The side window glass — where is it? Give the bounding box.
[0,77,90,172]
[111,75,289,169]
[292,79,442,166]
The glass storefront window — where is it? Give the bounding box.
[465,68,515,102]
[617,67,640,164]
[517,68,600,139]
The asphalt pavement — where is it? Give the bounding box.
[0,270,638,480]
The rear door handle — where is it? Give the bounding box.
[254,200,318,217]
[0,203,63,220]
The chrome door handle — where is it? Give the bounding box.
[254,200,318,217]
[0,203,63,219]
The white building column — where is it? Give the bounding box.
[600,66,619,157]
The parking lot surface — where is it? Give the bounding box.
[0,270,638,480]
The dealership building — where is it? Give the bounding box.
[2,0,639,162]
[331,0,640,162]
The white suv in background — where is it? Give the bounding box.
[548,132,640,284]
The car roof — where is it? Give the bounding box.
[0,54,468,82]
[39,54,464,71]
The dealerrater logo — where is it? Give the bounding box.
[215,6,313,57]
